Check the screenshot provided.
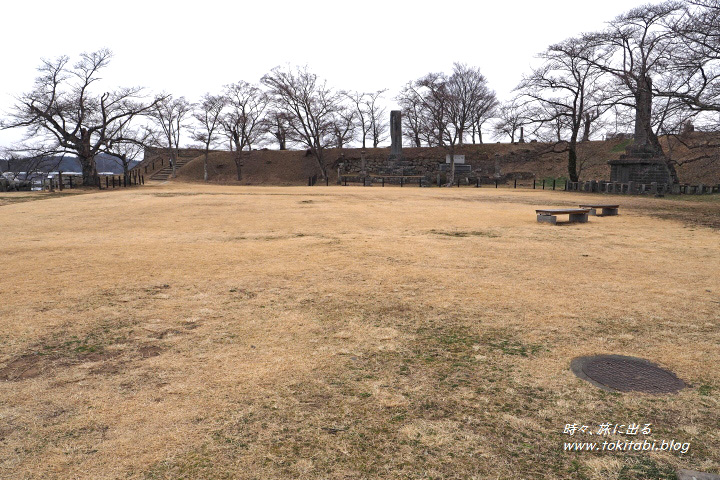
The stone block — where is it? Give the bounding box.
[569,213,589,223]
[537,214,557,224]
[601,207,619,216]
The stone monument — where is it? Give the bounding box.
[608,76,674,184]
[388,110,403,162]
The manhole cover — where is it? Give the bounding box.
[571,355,685,394]
[677,469,720,480]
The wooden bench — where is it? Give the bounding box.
[578,204,620,216]
[536,208,591,224]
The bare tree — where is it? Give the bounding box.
[493,100,527,143]
[151,96,191,178]
[644,0,720,168]
[516,38,608,181]
[414,73,463,185]
[345,91,372,148]
[581,2,684,160]
[447,63,496,145]
[104,126,156,176]
[220,82,268,181]
[662,1,720,120]
[192,94,226,182]
[330,105,357,149]
[469,91,498,144]
[397,82,424,147]
[0,49,165,186]
[264,109,290,150]
[366,90,388,148]
[339,90,383,148]
[261,66,341,179]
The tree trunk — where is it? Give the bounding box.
[312,148,327,180]
[445,144,456,187]
[80,129,96,186]
[275,123,286,150]
[633,76,664,156]
[478,129,483,144]
[171,150,177,178]
[80,155,97,187]
[581,113,592,142]
[203,149,209,182]
[666,160,679,184]
[568,146,579,183]
[233,143,243,182]
[234,157,242,181]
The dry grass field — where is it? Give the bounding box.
[1,183,719,479]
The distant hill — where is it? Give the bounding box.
[0,153,139,174]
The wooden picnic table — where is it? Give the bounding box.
[535,208,591,225]
[578,204,620,216]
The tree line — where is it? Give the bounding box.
[2,0,719,186]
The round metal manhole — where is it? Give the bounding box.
[571,355,686,394]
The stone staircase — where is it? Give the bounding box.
[149,156,193,181]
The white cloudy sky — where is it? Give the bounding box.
[0,0,657,148]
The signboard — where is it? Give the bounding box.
[445,154,465,164]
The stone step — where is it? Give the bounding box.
[149,158,193,180]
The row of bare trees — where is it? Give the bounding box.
[152,68,398,183]
[503,0,720,182]
[186,67,392,182]
[1,56,390,185]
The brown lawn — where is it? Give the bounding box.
[0,183,718,479]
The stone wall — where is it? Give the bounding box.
[336,146,543,182]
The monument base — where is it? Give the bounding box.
[608,155,673,184]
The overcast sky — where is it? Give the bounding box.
[0,0,657,148]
